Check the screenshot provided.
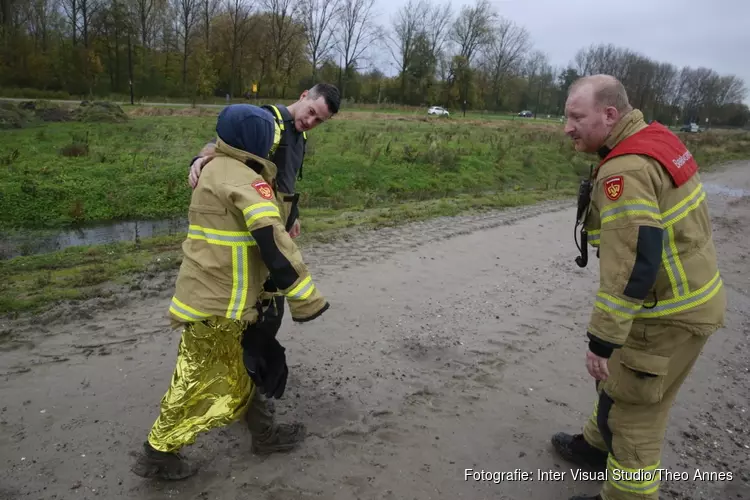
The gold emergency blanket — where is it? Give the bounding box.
[147,317,255,453]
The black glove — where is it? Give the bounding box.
[256,278,285,339]
[241,323,289,399]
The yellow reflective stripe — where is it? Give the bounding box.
[188,225,256,247]
[600,199,661,226]
[269,122,282,156]
[637,272,722,318]
[303,131,307,140]
[226,245,249,319]
[662,183,705,228]
[588,398,599,428]
[287,275,315,300]
[269,105,284,130]
[595,271,722,319]
[592,182,718,322]
[661,228,682,297]
[588,229,600,247]
[597,183,706,228]
[607,455,661,495]
[242,202,281,226]
[170,296,211,321]
[662,226,688,297]
[594,291,640,319]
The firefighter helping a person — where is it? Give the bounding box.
[553,75,726,500]
[131,103,330,480]
[185,82,340,437]
[189,82,338,361]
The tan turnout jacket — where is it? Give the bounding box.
[582,109,726,349]
[169,138,329,328]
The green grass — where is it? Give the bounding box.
[0,111,586,231]
[1,108,748,316]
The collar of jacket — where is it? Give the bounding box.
[214,137,278,182]
[597,108,648,159]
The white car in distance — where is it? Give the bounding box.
[427,106,449,116]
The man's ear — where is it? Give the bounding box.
[604,106,619,126]
[299,90,308,101]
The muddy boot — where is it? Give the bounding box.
[551,433,607,471]
[246,392,305,455]
[131,442,196,480]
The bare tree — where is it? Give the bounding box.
[573,45,593,76]
[387,0,428,101]
[263,0,302,91]
[334,0,378,98]
[28,0,59,50]
[132,0,156,47]
[299,0,339,80]
[716,75,747,105]
[199,0,218,47]
[61,0,79,44]
[449,0,494,65]
[424,1,451,62]
[78,0,98,47]
[172,0,198,86]
[483,17,530,107]
[226,0,253,97]
[1,0,33,45]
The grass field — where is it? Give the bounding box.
[0,109,578,231]
[1,102,749,315]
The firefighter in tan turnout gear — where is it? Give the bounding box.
[131,104,329,480]
[553,75,726,500]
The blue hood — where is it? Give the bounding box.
[215,104,275,159]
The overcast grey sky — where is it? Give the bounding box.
[369,0,750,104]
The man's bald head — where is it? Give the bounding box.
[569,74,632,114]
[564,74,633,153]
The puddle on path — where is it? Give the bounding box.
[703,183,750,198]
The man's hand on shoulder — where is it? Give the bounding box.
[188,143,217,189]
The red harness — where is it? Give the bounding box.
[597,122,698,187]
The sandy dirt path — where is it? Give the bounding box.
[1,162,749,500]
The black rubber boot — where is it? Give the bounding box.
[246,392,305,455]
[551,432,607,471]
[131,442,196,480]
[569,495,602,500]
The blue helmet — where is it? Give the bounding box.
[215,104,275,159]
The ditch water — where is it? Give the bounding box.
[0,218,188,260]
[1,183,748,260]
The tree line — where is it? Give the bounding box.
[1,0,748,126]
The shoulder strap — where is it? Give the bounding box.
[597,123,698,187]
[263,104,285,131]
[264,104,307,180]
[261,105,283,157]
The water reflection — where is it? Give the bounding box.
[2,183,748,260]
[0,218,188,260]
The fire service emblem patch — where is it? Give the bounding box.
[252,180,273,200]
[604,175,624,201]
